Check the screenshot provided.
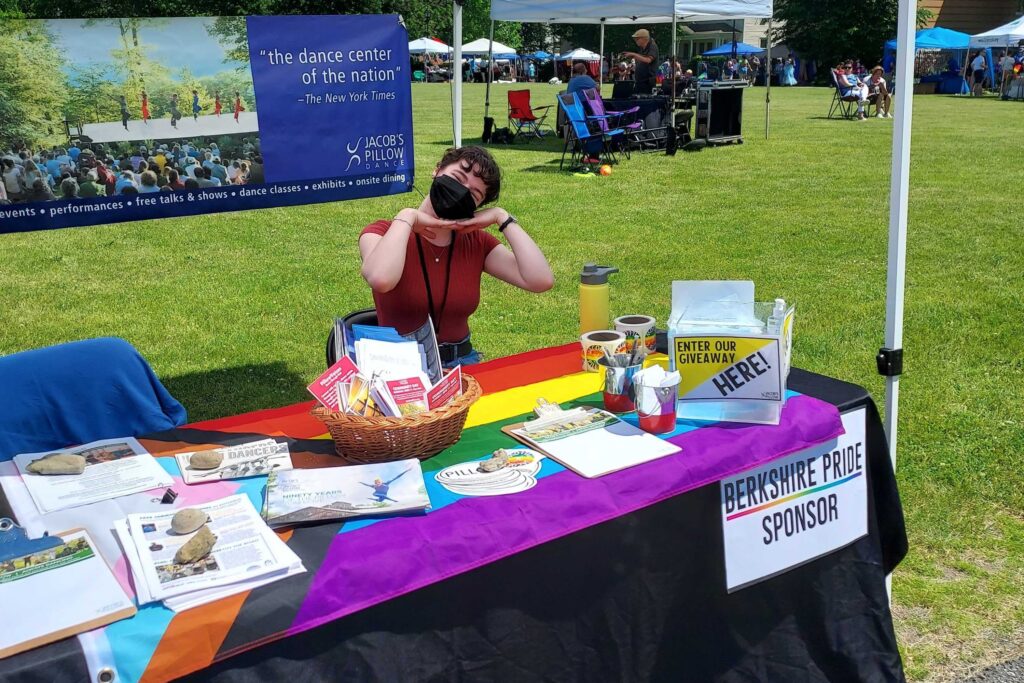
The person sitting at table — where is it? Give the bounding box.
[866,65,892,118]
[837,61,869,120]
[359,146,554,367]
[566,62,598,96]
[621,29,658,94]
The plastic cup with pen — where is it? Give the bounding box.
[632,366,681,434]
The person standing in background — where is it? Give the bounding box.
[234,92,245,123]
[999,51,1015,97]
[970,51,987,96]
[621,29,658,94]
[141,90,150,124]
[192,90,202,121]
[214,92,223,117]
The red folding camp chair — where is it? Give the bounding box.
[508,89,553,141]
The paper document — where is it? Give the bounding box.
[13,438,173,514]
[174,439,292,485]
[506,407,681,478]
[122,494,298,601]
[0,529,135,658]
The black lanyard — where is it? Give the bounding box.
[415,234,455,334]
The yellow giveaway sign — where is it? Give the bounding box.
[672,335,783,402]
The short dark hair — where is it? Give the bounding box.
[573,62,587,75]
[437,146,501,205]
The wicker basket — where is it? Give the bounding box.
[311,375,482,463]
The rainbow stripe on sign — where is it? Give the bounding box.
[726,472,863,521]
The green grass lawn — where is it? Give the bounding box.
[1,84,1021,680]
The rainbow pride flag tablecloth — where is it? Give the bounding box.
[40,344,844,682]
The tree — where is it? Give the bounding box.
[774,0,898,69]
[206,15,250,66]
[0,18,69,149]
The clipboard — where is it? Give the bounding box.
[0,519,136,659]
[501,409,681,479]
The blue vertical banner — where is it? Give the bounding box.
[0,15,414,235]
[246,15,414,187]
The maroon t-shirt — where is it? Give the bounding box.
[361,220,501,343]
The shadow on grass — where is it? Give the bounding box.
[425,137,566,155]
[521,162,570,174]
[163,361,310,423]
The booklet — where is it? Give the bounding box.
[307,356,360,410]
[382,374,431,416]
[355,339,424,380]
[504,407,681,478]
[173,439,292,485]
[13,437,173,514]
[263,459,430,528]
[0,529,135,659]
[351,317,443,384]
[122,494,298,601]
[426,365,463,410]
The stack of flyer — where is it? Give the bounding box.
[114,494,304,612]
[308,326,464,418]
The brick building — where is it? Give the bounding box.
[918,0,1022,35]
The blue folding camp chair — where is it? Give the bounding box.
[556,92,625,170]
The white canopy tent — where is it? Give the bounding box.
[408,37,452,54]
[555,48,602,61]
[454,0,776,147]
[969,15,1024,48]
[462,38,518,54]
[448,0,915,486]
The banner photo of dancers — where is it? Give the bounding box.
[0,15,414,234]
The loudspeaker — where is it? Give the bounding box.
[482,116,495,143]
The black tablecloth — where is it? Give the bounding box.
[181,369,908,682]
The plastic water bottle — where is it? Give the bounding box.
[579,263,618,335]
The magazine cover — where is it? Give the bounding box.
[263,459,429,527]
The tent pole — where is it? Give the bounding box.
[884,0,916,477]
[599,20,605,94]
[485,20,494,120]
[453,0,463,146]
[765,17,771,139]
[671,15,678,116]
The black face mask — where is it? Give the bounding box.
[429,174,477,220]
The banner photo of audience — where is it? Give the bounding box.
[0,15,415,234]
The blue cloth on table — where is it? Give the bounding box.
[0,337,186,460]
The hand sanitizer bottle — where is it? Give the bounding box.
[767,298,786,335]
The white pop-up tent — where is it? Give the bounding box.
[409,37,452,54]
[462,38,518,55]
[969,15,1024,48]
[451,0,776,148]
[448,0,915,480]
[555,48,601,61]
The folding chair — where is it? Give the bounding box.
[556,92,625,170]
[579,88,641,160]
[412,70,426,83]
[828,70,862,119]
[507,89,553,141]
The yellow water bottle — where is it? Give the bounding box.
[579,263,618,335]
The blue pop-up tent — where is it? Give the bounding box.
[704,41,765,56]
[883,26,994,94]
